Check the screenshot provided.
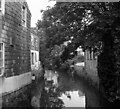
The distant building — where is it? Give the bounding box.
[31,28,39,70]
[30,28,43,79]
[0,0,31,106]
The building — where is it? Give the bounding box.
[84,48,99,88]
[31,28,43,80]
[0,0,31,107]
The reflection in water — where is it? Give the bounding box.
[40,70,86,108]
[59,91,85,107]
[40,86,64,108]
[44,70,59,87]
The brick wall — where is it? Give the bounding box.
[1,2,31,77]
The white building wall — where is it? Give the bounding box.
[31,50,39,71]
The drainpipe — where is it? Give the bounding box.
[0,12,2,109]
[0,14,2,41]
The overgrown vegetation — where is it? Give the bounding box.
[37,2,120,104]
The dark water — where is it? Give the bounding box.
[39,71,109,108]
[3,70,109,108]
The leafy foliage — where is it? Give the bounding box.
[37,2,120,103]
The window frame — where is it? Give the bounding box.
[0,42,5,77]
[21,5,27,27]
[0,0,1,9]
[31,52,34,65]
[31,51,39,65]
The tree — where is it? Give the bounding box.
[37,2,120,104]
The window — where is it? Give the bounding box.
[31,35,34,47]
[35,53,37,62]
[31,52,34,65]
[0,43,4,76]
[0,0,1,9]
[0,0,5,15]
[31,52,38,65]
[93,52,96,60]
[22,5,27,27]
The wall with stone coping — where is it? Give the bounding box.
[0,72,32,107]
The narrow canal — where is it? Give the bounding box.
[4,70,110,108]
[31,70,110,108]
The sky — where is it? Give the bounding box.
[26,0,56,27]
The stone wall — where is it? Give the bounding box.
[2,84,32,108]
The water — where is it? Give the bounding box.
[59,91,85,107]
[2,70,109,108]
[39,70,109,108]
